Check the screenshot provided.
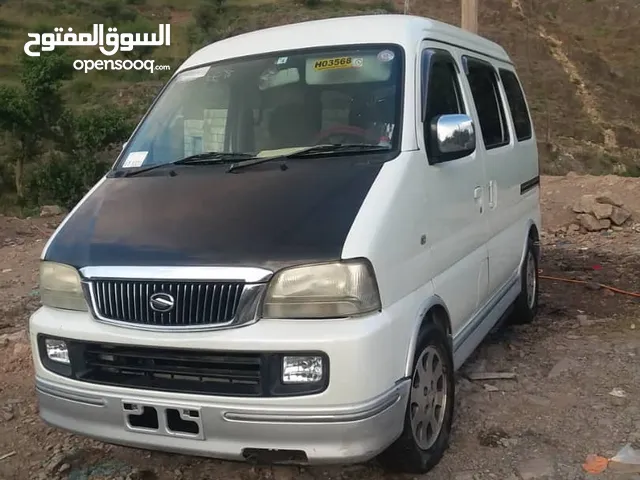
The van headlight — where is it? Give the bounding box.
[261,259,381,319]
[39,261,88,311]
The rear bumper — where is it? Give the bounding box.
[36,376,410,464]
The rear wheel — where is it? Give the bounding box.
[378,322,455,474]
[509,237,539,325]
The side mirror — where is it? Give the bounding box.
[428,113,476,164]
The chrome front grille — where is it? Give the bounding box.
[89,280,245,327]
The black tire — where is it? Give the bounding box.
[377,322,455,474]
[508,237,539,325]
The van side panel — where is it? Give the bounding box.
[454,49,539,296]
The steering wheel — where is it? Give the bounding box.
[314,125,375,145]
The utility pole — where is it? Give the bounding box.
[461,0,478,33]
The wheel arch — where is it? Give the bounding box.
[518,220,540,276]
[404,296,453,377]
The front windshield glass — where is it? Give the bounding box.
[116,44,404,169]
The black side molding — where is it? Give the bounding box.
[520,175,540,195]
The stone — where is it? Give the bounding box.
[525,394,552,407]
[596,193,624,207]
[454,473,475,480]
[610,206,631,226]
[577,314,593,326]
[599,218,611,229]
[567,223,580,233]
[572,194,597,214]
[577,214,604,231]
[44,453,65,475]
[592,203,613,220]
[39,205,64,217]
[517,457,555,479]
[548,357,572,378]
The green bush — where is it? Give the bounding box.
[25,152,109,209]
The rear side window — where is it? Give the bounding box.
[464,58,509,150]
[499,69,532,141]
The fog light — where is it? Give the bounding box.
[282,356,323,384]
[45,338,69,364]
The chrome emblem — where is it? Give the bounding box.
[149,292,175,313]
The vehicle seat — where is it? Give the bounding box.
[268,103,316,149]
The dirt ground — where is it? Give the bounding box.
[0,174,639,480]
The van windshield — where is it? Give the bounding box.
[116,44,404,169]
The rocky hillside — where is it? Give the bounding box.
[0,0,638,175]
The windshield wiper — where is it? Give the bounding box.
[226,144,390,173]
[120,152,256,177]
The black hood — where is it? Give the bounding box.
[43,158,384,272]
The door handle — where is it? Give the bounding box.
[474,186,483,213]
[488,180,497,209]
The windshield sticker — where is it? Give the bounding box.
[313,56,356,71]
[206,67,234,83]
[352,57,364,68]
[377,49,395,62]
[276,56,288,65]
[121,151,148,168]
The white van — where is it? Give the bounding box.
[31,14,541,474]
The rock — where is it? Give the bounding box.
[58,463,71,474]
[596,193,624,207]
[567,223,580,234]
[548,357,572,378]
[599,218,611,229]
[454,472,475,480]
[499,437,519,447]
[525,394,552,407]
[572,195,597,214]
[40,205,64,217]
[610,206,631,226]
[577,214,604,231]
[517,457,555,479]
[44,453,65,475]
[577,314,592,326]
[592,203,613,220]
[1,406,14,422]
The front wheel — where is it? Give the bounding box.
[377,323,455,474]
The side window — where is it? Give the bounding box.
[464,58,510,150]
[499,69,533,141]
[421,50,468,161]
[424,58,465,127]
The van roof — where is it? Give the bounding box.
[177,14,511,72]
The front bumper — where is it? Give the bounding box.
[36,376,409,464]
[30,305,417,464]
